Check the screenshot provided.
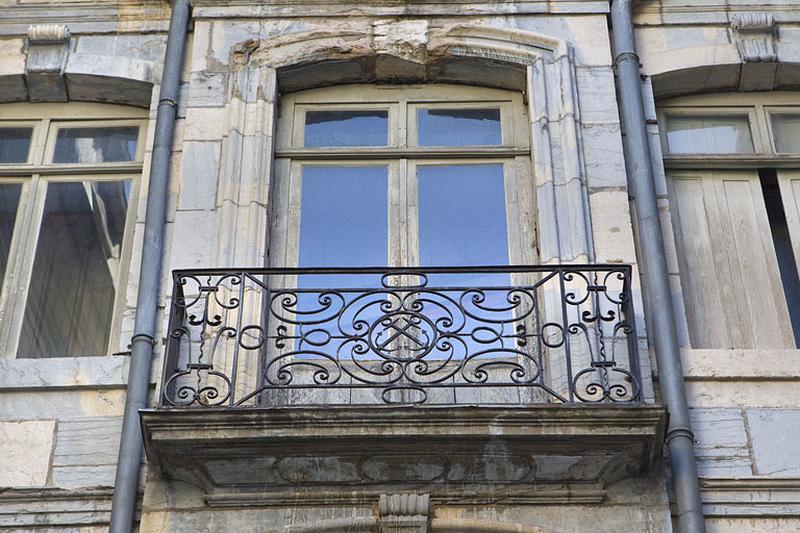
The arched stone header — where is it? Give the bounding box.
[0,25,156,108]
[230,22,570,93]
[643,12,800,99]
[219,22,594,266]
[651,62,800,100]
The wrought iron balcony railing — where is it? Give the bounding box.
[159,265,644,407]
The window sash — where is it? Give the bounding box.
[279,85,527,153]
[0,173,139,358]
[0,113,144,359]
[270,86,536,334]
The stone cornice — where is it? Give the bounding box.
[190,1,610,20]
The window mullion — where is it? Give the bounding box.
[404,158,419,269]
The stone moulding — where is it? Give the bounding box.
[730,13,778,63]
[0,487,114,530]
[379,493,430,532]
[140,405,667,503]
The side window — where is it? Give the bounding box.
[660,95,800,349]
[0,104,144,358]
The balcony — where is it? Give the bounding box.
[141,266,666,503]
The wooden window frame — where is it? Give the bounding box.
[270,84,535,273]
[0,103,145,359]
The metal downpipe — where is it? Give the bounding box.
[610,1,706,532]
[109,0,190,530]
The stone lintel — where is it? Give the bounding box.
[141,404,666,500]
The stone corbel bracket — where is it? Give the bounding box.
[731,13,778,63]
[25,24,72,102]
[379,493,430,533]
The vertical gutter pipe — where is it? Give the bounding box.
[109,0,190,530]
[610,2,706,532]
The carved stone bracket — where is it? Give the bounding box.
[25,24,72,102]
[731,13,778,63]
[379,494,430,533]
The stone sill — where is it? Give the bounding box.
[141,404,666,503]
[679,349,800,381]
[0,356,132,391]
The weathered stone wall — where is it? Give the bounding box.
[0,1,665,530]
[634,2,800,531]
[6,0,800,531]
[0,4,168,530]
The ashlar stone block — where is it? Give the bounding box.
[0,420,56,487]
[748,409,800,477]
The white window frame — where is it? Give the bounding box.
[0,103,145,359]
[270,84,535,271]
[659,92,800,167]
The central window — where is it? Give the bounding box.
[270,84,535,276]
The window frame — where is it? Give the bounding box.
[659,92,800,350]
[660,107,761,156]
[659,92,800,169]
[270,84,535,273]
[0,103,145,359]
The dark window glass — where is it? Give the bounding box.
[18,179,131,358]
[771,114,800,153]
[0,184,22,296]
[304,110,388,147]
[665,115,753,154]
[0,127,33,163]
[418,109,502,147]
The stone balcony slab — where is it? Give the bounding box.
[140,404,666,506]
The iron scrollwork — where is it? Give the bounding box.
[160,266,643,407]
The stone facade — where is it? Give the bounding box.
[0,0,799,532]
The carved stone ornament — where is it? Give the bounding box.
[730,13,778,63]
[25,24,72,102]
[379,494,430,533]
[27,24,70,44]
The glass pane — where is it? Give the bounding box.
[304,110,388,147]
[772,114,800,153]
[418,108,502,147]
[0,127,33,163]
[0,184,22,296]
[419,164,509,269]
[18,179,131,358]
[418,164,511,364]
[53,126,139,163]
[292,166,388,363]
[665,115,754,154]
[299,165,388,285]
[418,163,509,289]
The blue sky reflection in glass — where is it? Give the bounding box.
[304,110,388,147]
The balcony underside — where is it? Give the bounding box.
[141,404,666,506]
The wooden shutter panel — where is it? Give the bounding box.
[779,171,800,279]
[669,171,795,349]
